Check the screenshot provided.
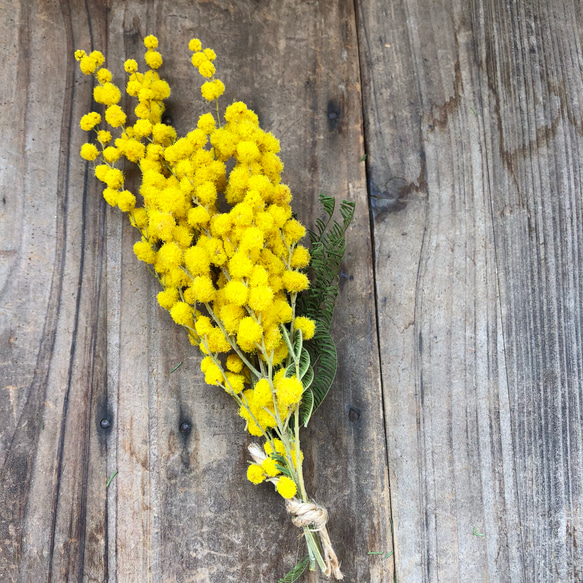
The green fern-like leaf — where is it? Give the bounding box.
[297,194,355,418]
[278,556,310,583]
[299,388,314,427]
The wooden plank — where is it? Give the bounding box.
[357,0,583,580]
[0,1,392,581]
[0,0,110,581]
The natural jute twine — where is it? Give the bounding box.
[285,498,344,580]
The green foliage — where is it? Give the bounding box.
[278,556,310,583]
[297,194,355,418]
[299,388,314,427]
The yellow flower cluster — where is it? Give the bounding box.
[76,36,316,499]
[246,439,301,499]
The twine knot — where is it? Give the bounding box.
[285,498,344,580]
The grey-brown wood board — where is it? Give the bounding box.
[0,1,391,582]
[357,0,583,581]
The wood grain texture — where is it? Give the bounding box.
[357,0,583,581]
[0,1,392,581]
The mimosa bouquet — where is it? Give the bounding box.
[76,35,353,581]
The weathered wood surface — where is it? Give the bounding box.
[0,0,582,582]
[0,1,391,582]
[358,0,583,581]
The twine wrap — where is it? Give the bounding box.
[285,498,344,580]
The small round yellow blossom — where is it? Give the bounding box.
[152,123,177,146]
[91,50,105,66]
[157,288,179,310]
[189,38,202,52]
[117,190,136,212]
[184,246,210,277]
[196,182,217,206]
[124,59,138,73]
[188,206,210,226]
[247,464,266,485]
[230,202,254,227]
[229,253,253,279]
[293,316,316,341]
[264,438,286,457]
[97,130,112,144]
[225,372,245,394]
[254,379,273,408]
[207,328,231,353]
[282,271,310,293]
[134,240,156,264]
[121,139,146,163]
[210,216,231,240]
[249,266,269,288]
[203,48,216,61]
[261,457,280,478]
[144,35,158,49]
[223,280,248,307]
[237,317,263,352]
[291,246,310,269]
[79,52,103,75]
[75,49,86,61]
[197,112,216,134]
[276,375,304,409]
[236,141,261,163]
[195,316,214,337]
[220,304,245,335]
[102,188,119,207]
[204,361,224,385]
[126,79,141,96]
[204,237,227,266]
[103,147,121,163]
[170,302,193,326]
[190,276,216,303]
[198,60,216,79]
[157,242,183,271]
[267,204,288,228]
[261,152,284,179]
[191,52,206,68]
[274,184,293,205]
[166,268,189,288]
[133,119,153,138]
[200,356,214,373]
[263,326,282,352]
[130,208,148,229]
[104,168,124,189]
[239,227,264,252]
[284,219,306,244]
[248,286,274,312]
[149,210,176,242]
[105,104,126,127]
[80,112,101,131]
[273,299,293,324]
[96,68,112,83]
[80,143,99,161]
[172,225,193,249]
[134,102,150,119]
[201,79,225,101]
[225,101,248,122]
[145,50,163,69]
[94,164,109,182]
[152,79,170,100]
[226,353,244,373]
[276,476,297,499]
